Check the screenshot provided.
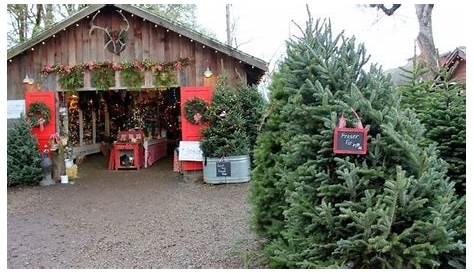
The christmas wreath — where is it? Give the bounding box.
[184,98,208,124]
[27,102,50,129]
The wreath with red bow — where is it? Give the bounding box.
[27,102,50,130]
[184,98,208,125]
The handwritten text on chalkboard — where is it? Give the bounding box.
[333,128,367,155]
[216,161,231,177]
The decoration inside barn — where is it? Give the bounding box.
[333,110,368,155]
[59,88,181,170]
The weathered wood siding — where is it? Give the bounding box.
[7,7,249,100]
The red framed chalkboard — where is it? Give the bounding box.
[333,113,368,155]
[333,127,368,155]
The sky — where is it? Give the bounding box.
[195,2,467,72]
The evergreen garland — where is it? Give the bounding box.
[57,65,84,91]
[41,58,190,90]
[121,61,144,90]
[154,71,178,87]
[27,102,50,127]
[184,97,208,125]
[91,63,115,90]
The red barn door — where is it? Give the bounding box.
[180,86,213,171]
[24,91,56,152]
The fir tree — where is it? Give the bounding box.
[250,10,465,268]
[250,67,293,238]
[235,83,265,156]
[399,64,466,194]
[7,117,43,186]
[201,77,250,157]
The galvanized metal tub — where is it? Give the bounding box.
[203,155,250,184]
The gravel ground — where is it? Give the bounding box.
[7,155,261,269]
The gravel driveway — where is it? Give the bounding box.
[7,155,260,268]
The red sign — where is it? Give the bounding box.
[333,114,368,155]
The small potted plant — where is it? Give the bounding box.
[200,77,251,184]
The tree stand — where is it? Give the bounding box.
[52,152,65,183]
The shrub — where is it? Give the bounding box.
[7,117,42,186]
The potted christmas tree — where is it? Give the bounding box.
[200,77,251,184]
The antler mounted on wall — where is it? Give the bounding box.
[89,10,130,55]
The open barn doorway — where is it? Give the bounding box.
[59,88,181,171]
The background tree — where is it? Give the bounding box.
[7,4,215,48]
[399,63,466,194]
[250,10,465,268]
[370,4,438,79]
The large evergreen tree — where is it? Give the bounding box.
[250,11,465,268]
[7,117,43,186]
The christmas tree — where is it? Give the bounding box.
[235,83,265,156]
[399,64,466,194]
[7,117,43,186]
[250,11,465,268]
[200,77,250,158]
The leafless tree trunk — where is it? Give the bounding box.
[415,4,438,79]
[226,4,232,46]
[44,4,54,28]
[14,5,28,43]
[369,4,439,79]
[31,4,43,36]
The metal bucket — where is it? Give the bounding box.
[203,155,250,184]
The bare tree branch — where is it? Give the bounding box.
[369,4,402,16]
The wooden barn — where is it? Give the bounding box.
[7,4,267,174]
[439,46,466,85]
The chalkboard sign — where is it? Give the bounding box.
[216,161,231,177]
[333,128,368,155]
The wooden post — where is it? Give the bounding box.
[52,151,65,183]
[84,71,91,89]
[115,71,120,88]
[104,105,110,137]
[92,110,96,144]
[55,91,60,134]
[79,109,84,146]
